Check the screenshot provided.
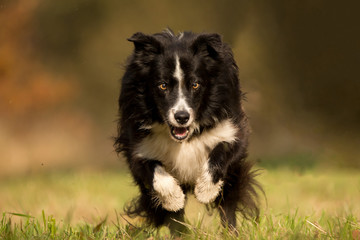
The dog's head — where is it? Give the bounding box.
[126,30,237,142]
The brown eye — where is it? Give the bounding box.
[159,83,167,90]
[192,82,200,89]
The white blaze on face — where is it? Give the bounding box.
[168,55,194,127]
[173,54,184,82]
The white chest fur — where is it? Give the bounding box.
[134,119,238,184]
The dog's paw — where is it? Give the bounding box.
[153,166,185,211]
[194,164,223,204]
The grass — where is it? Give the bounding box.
[0,167,359,239]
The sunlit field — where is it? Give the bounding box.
[1,167,359,239]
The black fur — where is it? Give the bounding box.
[115,29,262,231]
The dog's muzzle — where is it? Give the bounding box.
[169,110,192,141]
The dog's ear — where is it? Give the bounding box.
[128,32,162,54]
[191,33,223,59]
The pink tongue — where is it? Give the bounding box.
[174,127,187,136]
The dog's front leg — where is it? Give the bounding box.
[152,165,185,211]
[194,143,227,204]
[130,159,185,212]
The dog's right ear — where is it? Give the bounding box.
[128,32,163,54]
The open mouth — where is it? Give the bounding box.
[170,126,189,141]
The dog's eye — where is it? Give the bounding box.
[159,83,167,90]
[192,82,200,89]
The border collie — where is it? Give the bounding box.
[115,29,261,232]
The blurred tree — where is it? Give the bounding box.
[265,1,360,130]
[240,0,360,167]
[1,0,359,174]
[0,0,74,119]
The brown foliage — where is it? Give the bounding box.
[0,0,75,117]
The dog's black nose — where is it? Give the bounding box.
[174,111,190,124]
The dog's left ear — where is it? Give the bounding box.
[128,32,163,54]
[191,33,223,59]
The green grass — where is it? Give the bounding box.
[0,168,359,239]
[1,209,359,239]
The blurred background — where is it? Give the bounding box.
[1,0,359,177]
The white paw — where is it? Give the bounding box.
[153,166,185,211]
[194,163,223,204]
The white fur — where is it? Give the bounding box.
[139,124,152,130]
[153,165,185,211]
[194,162,224,203]
[164,28,174,37]
[135,119,238,184]
[168,55,194,128]
[173,54,184,82]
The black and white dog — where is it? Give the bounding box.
[115,29,261,231]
